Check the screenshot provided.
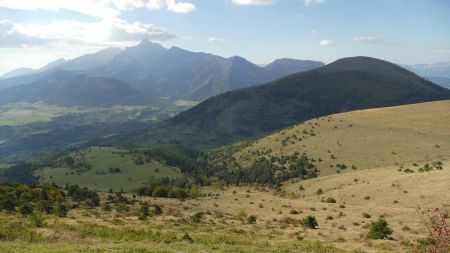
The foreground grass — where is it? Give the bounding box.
[0,214,346,253]
[0,241,345,253]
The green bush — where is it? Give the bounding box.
[302,215,318,229]
[151,204,162,216]
[138,203,150,220]
[29,211,46,228]
[55,203,69,217]
[247,215,257,224]
[182,232,193,243]
[316,188,323,195]
[368,219,393,239]
[191,212,202,223]
[321,197,336,203]
[19,203,34,216]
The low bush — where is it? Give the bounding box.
[302,216,318,229]
[367,219,393,239]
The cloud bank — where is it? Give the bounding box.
[232,0,277,5]
[0,0,196,17]
[0,19,176,48]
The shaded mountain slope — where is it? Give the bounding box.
[119,56,450,148]
[0,70,148,107]
[89,40,324,100]
[0,41,323,102]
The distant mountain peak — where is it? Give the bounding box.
[271,58,298,63]
[318,56,414,80]
[42,58,66,70]
[266,58,324,67]
[135,40,165,50]
[138,39,151,45]
[228,55,247,61]
[227,56,254,65]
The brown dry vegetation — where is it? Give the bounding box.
[1,101,449,252]
[236,100,450,176]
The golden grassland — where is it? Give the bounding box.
[1,101,449,252]
[235,100,450,176]
[1,161,448,252]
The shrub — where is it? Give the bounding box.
[316,188,323,195]
[235,210,248,222]
[55,203,69,217]
[247,215,257,224]
[151,204,162,216]
[191,212,203,223]
[29,211,46,228]
[152,186,169,198]
[367,219,393,239]
[138,203,150,220]
[418,207,450,252]
[302,215,318,229]
[322,197,336,203]
[167,188,188,199]
[19,203,34,216]
[182,233,193,243]
[102,203,112,212]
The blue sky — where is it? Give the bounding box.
[0,0,449,75]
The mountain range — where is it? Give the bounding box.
[0,70,148,107]
[402,62,450,88]
[0,40,324,106]
[118,56,450,149]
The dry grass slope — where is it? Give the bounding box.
[236,100,450,176]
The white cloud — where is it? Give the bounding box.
[353,36,381,43]
[0,0,119,19]
[232,0,277,5]
[0,0,194,17]
[304,0,325,7]
[0,20,49,47]
[208,37,224,43]
[0,18,176,48]
[109,20,176,41]
[112,0,146,10]
[319,39,334,46]
[147,0,196,13]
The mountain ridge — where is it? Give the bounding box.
[0,41,325,102]
[0,70,149,107]
[116,56,450,149]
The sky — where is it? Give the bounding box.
[0,0,449,75]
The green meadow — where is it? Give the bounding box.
[41,147,181,192]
